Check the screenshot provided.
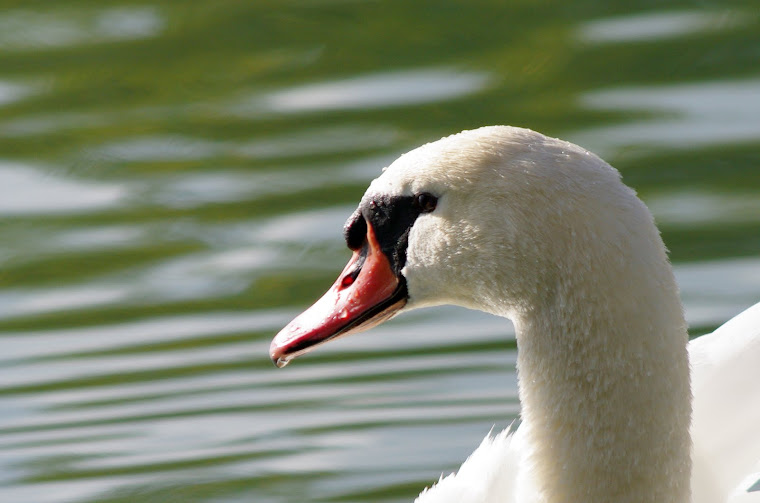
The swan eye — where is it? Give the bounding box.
[415,192,438,213]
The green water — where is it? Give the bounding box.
[1,1,759,502]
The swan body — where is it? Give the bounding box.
[270,126,760,503]
[416,302,760,503]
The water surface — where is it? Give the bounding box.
[1,2,759,502]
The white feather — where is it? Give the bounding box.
[415,427,524,503]
[690,302,760,502]
[333,126,760,502]
[413,302,760,503]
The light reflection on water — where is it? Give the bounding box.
[249,68,492,114]
[0,162,126,215]
[578,9,747,43]
[0,7,164,50]
[648,190,760,227]
[0,80,36,107]
[574,78,760,156]
[0,2,758,503]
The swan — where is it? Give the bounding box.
[269,126,760,503]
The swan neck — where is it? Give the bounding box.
[514,262,692,503]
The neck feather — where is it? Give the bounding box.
[511,221,692,503]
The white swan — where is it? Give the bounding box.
[270,126,760,503]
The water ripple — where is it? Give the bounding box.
[579,9,748,43]
[0,162,126,216]
[573,77,760,156]
[0,7,164,51]
[0,81,37,107]
[236,68,491,115]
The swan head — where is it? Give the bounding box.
[270,125,649,366]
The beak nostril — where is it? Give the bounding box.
[340,264,362,289]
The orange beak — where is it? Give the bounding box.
[270,222,406,367]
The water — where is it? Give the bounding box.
[1,2,759,502]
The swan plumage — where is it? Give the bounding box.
[415,427,525,503]
[689,302,760,502]
[270,126,760,503]
[415,301,760,503]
